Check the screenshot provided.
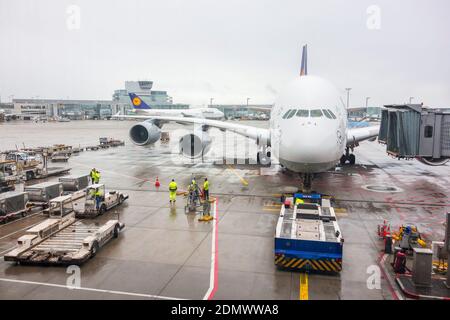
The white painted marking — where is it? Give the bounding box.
[0,278,185,300]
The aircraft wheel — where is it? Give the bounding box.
[90,241,99,258]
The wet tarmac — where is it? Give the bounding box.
[0,120,449,300]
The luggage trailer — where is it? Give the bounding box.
[4,195,124,265]
[274,193,344,274]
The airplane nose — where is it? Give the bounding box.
[278,122,340,170]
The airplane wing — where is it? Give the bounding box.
[112,114,271,143]
[346,125,380,147]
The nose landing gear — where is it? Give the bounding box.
[340,147,355,165]
[301,173,313,192]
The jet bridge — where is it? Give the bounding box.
[379,104,450,165]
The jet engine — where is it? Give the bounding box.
[416,157,449,166]
[179,130,212,158]
[129,121,161,146]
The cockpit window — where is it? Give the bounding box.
[327,109,337,119]
[282,110,292,119]
[322,109,333,119]
[286,109,296,119]
[310,109,323,117]
[296,109,309,117]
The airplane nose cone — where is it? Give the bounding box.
[278,122,341,172]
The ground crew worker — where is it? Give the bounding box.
[203,178,209,201]
[92,187,103,209]
[89,168,96,184]
[169,179,178,204]
[93,170,100,184]
[188,179,200,203]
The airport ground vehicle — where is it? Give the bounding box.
[274,193,344,273]
[3,151,70,181]
[0,192,30,223]
[3,194,124,265]
[74,183,128,218]
[0,161,18,192]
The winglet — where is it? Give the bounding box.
[300,44,308,76]
[129,93,151,109]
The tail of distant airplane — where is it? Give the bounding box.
[129,93,151,109]
[300,44,308,76]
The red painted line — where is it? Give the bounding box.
[377,252,400,300]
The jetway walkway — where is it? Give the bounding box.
[379,104,450,165]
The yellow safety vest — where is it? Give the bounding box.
[295,198,304,205]
[169,182,177,192]
[203,181,209,191]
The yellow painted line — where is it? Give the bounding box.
[299,273,308,300]
[264,204,282,207]
[334,208,347,213]
[227,165,249,186]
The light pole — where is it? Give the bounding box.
[409,97,414,104]
[365,97,370,109]
[345,88,352,109]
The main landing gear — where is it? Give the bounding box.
[340,147,355,165]
[257,146,271,165]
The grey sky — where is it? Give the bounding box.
[0,0,449,107]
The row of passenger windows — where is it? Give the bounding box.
[282,109,337,120]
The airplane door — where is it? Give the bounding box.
[419,113,435,157]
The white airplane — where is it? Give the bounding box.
[128,93,224,120]
[114,45,382,188]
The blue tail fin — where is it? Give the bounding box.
[300,44,308,76]
[129,93,151,109]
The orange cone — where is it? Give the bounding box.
[155,177,160,188]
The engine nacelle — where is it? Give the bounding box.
[179,130,212,158]
[416,157,449,166]
[129,121,161,146]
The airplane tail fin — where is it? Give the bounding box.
[129,93,151,109]
[300,44,308,76]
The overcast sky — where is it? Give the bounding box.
[0,0,449,107]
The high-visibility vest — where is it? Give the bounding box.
[203,181,209,191]
[295,198,304,205]
[169,182,177,192]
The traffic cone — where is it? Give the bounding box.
[155,177,160,188]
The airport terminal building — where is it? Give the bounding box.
[12,81,189,120]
